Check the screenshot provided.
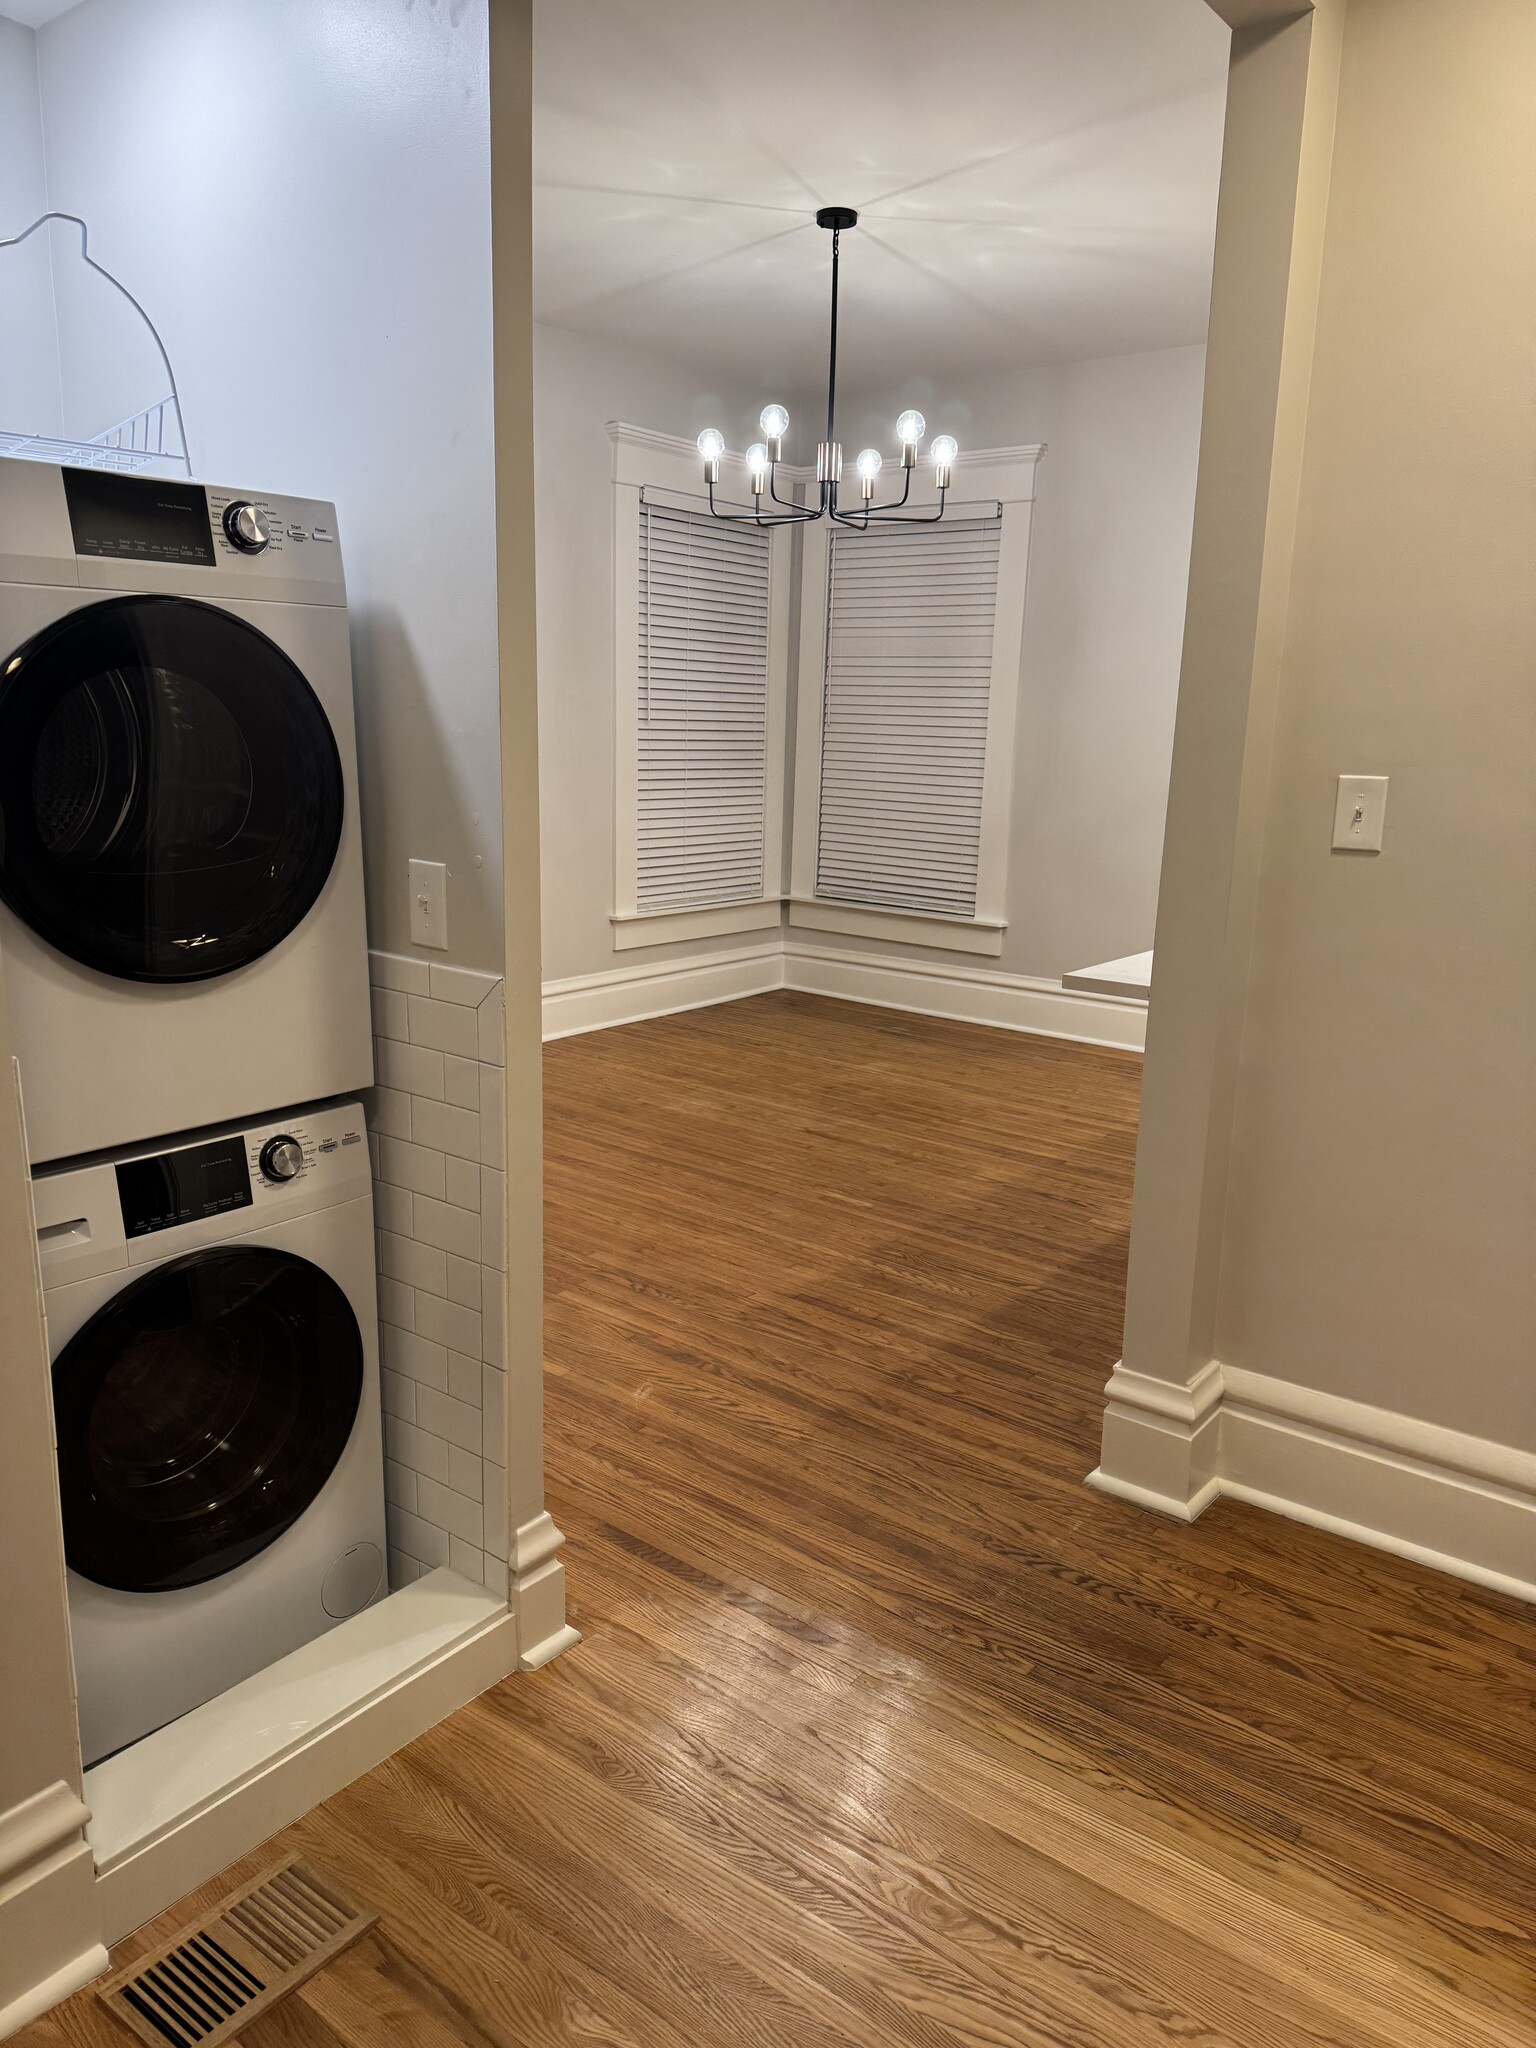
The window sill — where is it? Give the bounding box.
[787,899,1006,958]
[612,900,784,951]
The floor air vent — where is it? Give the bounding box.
[98,1857,376,2048]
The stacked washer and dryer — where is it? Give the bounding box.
[0,458,387,1767]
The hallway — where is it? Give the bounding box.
[32,994,1534,2047]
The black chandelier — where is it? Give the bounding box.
[696,206,958,528]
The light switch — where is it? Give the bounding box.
[1332,775,1389,852]
[409,859,450,949]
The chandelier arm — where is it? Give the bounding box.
[706,477,820,526]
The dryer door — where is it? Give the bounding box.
[0,594,344,981]
[52,1246,365,1593]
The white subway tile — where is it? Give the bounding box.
[430,962,499,1007]
[417,1476,483,1548]
[412,1096,480,1162]
[413,1194,479,1261]
[447,1443,483,1501]
[416,1292,480,1358]
[384,1459,417,1514]
[367,1129,380,1178]
[447,1349,482,1407]
[446,1256,480,1309]
[373,1180,414,1239]
[482,1554,509,1600]
[377,1136,446,1202]
[371,950,431,996]
[416,1385,481,1453]
[377,1274,415,1332]
[481,1168,506,1273]
[482,1461,507,1559]
[377,1037,445,1101]
[408,994,480,1059]
[371,986,410,1043]
[380,1369,415,1424]
[476,984,505,1065]
[449,1539,485,1586]
[444,1055,480,1110]
[480,1275,504,1367]
[380,1230,447,1300]
[478,1065,505,1168]
[388,1549,422,1590]
[383,1414,450,1485]
[386,1505,451,1570]
[445,1155,481,1212]
[383,1322,449,1392]
[481,1366,506,1465]
[366,1085,412,1142]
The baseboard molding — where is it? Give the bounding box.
[783,944,1147,1051]
[542,944,784,1040]
[0,1783,105,2040]
[1091,1360,1536,1603]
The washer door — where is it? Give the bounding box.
[53,1247,365,1593]
[0,595,344,982]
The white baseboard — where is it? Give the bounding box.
[542,943,784,1040]
[0,1783,106,2041]
[783,944,1147,1051]
[1091,1360,1536,1603]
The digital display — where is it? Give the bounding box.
[116,1138,253,1239]
[63,469,215,567]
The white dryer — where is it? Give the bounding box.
[36,1100,387,1767]
[0,458,371,1165]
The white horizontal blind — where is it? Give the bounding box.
[815,518,1003,917]
[637,501,772,911]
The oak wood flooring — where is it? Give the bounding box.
[29,993,1535,2047]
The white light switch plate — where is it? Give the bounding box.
[409,859,450,949]
[1332,775,1388,852]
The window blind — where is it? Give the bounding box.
[815,517,1003,918]
[637,501,771,912]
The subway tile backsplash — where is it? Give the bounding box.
[364,949,506,1594]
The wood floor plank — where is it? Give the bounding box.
[25,992,1535,2048]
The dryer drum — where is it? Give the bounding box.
[0,594,344,982]
[52,1245,364,1593]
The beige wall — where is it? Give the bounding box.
[1216,0,1536,1448]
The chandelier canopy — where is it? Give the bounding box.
[696,207,958,528]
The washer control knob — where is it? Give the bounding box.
[223,500,272,554]
[259,1135,304,1183]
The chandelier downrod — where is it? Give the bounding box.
[697,207,958,529]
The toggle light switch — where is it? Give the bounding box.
[409,859,450,949]
[1332,775,1389,852]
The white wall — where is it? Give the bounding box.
[534,321,791,982]
[30,0,504,971]
[0,17,62,440]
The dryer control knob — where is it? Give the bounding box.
[259,1135,304,1182]
[223,500,272,554]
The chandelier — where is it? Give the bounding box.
[696,207,959,528]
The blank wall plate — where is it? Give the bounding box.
[409,859,450,949]
[1332,775,1388,852]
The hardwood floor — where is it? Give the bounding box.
[29,992,1535,2047]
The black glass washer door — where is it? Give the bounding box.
[53,1247,364,1593]
[0,595,344,982]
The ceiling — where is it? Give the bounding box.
[0,0,80,25]
[534,0,1231,398]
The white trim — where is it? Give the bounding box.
[787,898,1006,959]
[510,1512,582,1670]
[783,943,1149,1051]
[0,1782,105,2040]
[607,419,815,491]
[0,1943,108,2043]
[1090,1360,1536,1603]
[542,943,784,1040]
[612,900,783,951]
[86,1572,516,1946]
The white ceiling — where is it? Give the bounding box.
[534,0,1231,397]
[0,0,81,25]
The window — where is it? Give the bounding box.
[636,501,770,912]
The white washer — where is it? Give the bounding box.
[36,1100,386,1767]
[0,458,371,1165]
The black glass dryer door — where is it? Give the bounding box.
[0,595,344,982]
[52,1247,364,1593]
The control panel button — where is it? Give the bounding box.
[223,501,272,554]
[258,1134,304,1182]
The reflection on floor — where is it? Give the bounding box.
[29,993,1535,2047]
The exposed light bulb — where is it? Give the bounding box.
[746,442,769,493]
[930,434,958,468]
[896,409,925,446]
[856,447,883,479]
[760,404,789,442]
[697,428,726,463]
